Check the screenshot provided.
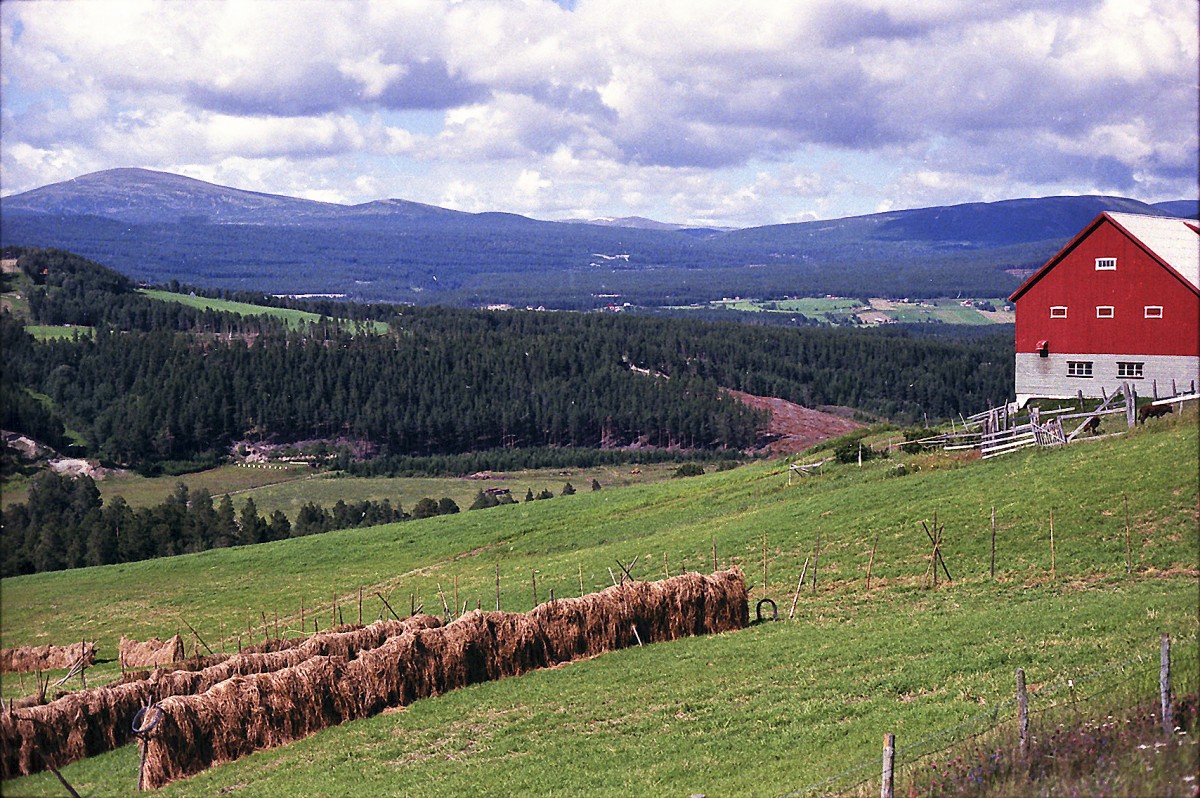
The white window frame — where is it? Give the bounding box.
[1144,305,1163,318]
[1049,306,1068,318]
[1116,362,1144,379]
[1096,305,1114,318]
[1067,361,1093,378]
[1095,257,1117,271]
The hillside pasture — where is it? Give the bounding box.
[138,289,389,333]
[0,419,1196,796]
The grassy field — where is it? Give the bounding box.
[139,289,390,333]
[1,416,1196,796]
[0,461,687,514]
[671,297,1014,326]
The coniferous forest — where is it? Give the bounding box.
[2,247,1013,475]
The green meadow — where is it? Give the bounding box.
[138,289,390,333]
[1,416,1196,796]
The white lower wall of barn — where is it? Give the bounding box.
[1015,353,1200,405]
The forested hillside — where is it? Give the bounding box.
[2,248,1013,473]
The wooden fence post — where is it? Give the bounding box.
[881,732,895,798]
[1124,495,1132,576]
[495,563,501,611]
[866,531,879,592]
[990,505,996,579]
[1161,634,1173,737]
[811,529,822,594]
[1049,513,1056,581]
[1016,668,1030,757]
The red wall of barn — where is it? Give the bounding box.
[1014,220,1199,357]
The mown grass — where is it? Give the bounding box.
[1,417,1196,796]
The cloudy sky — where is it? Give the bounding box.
[1,0,1196,227]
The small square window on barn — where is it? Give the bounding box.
[1096,306,1114,318]
[1117,362,1144,379]
[1144,305,1163,318]
[1095,257,1117,270]
[1049,306,1068,318]
[1067,361,1093,378]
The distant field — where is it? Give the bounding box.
[0,461,687,516]
[139,289,389,333]
[23,324,95,340]
[671,296,1014,326]
[2,414,1196,796]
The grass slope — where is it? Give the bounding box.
[138,289,389,333]
[2,418,1196,796]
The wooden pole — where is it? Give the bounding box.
[990,505,997,579]
[578,564,585,597]
[788,557,809,619]
[1016,668,1030,757]
[300,598,305,631]
[762,533,768,594]
[496,563,501,611]
[812,529,822,594]
[1124,494,1132,575]
[1161,634,1173,738]
[866,531,879,592]
[1049,512,1056,581]
[358,587,363,625]
[664,551,670,579]
[531,569,538,607]
[881,732,895,798]
[713,537,718,572]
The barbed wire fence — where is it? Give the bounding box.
[782,631,1198,798]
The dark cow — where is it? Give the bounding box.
[1138,404,1173,424]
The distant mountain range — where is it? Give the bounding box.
[1,168,1193,308]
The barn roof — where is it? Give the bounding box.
[1010,212,1200,301]
[1106,212,1199,288]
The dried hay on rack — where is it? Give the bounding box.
[140,568,747,788]
[119,635,186,669]
[0,615,442,780]
[0,642,95,674]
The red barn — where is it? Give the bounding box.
[1009,212,1199,405]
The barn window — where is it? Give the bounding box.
[1144,305,1163,318]
[1049,306,1067,318]
[1096,306,1114,318]
[1117,362,1144,379]
[1095,257,1117,270]
[1067,361,1093,378]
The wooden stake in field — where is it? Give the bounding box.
[762,533,768,595]
[811,529,822,594]
[1016,668,1030,757]
[531,569,539,607]
[495,563,501,611]
[788,557,810,620]
[990,505,997,579]
[358,587,363,625]
[578,563,584,597]
[1124,494,1132,575]
[1049,512,1056,581]
[866,531,880,592]
[664,551,670,579]
[713,537,718,572]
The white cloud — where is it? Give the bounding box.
[0,0,1195,225]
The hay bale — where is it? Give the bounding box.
[119,634,186,669]
[0,615,443,779]
[0,642,96,673]
[140,569,747,789]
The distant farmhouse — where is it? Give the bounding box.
[1010,212,1199,406]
